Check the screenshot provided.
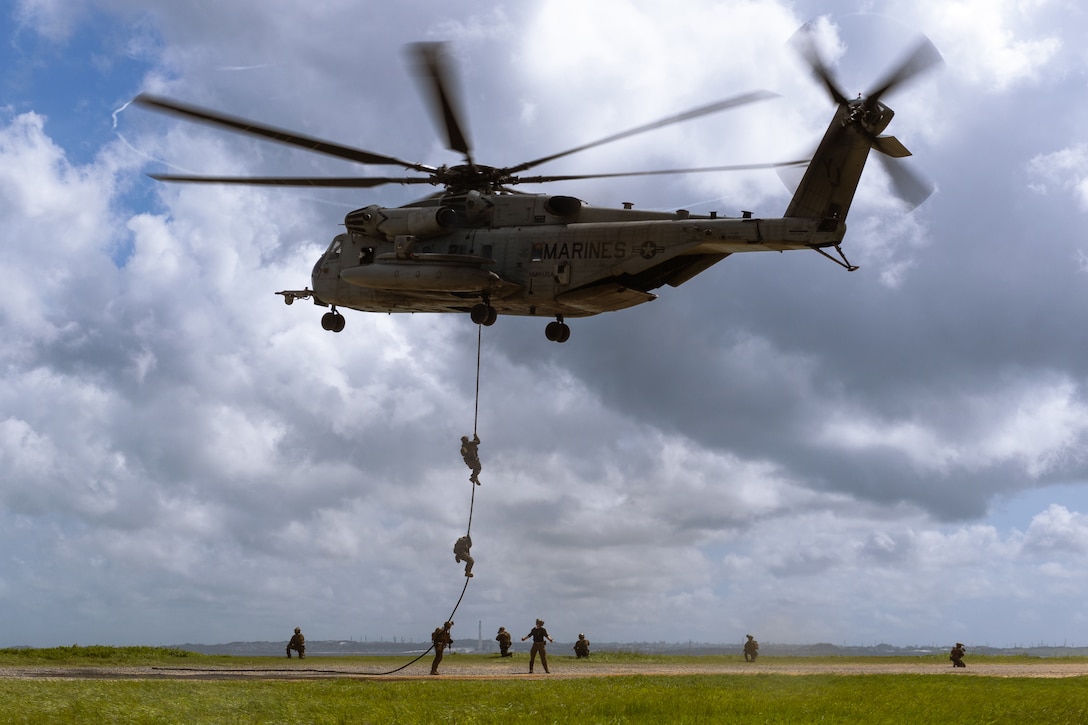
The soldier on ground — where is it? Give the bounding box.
[453,534,474,577]
[573,633,590,658]
[950,642,966,668]
[286,627,305,659]
[461,434,482,485]
[521,618,553,674]
[430,621,454,675]
[496,626,512,657]
[743,634,759,662]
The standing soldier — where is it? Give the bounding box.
[950,642,966,668]
[496,626,512,657]
[286,627,305,659]
[743,634,759,662]
[521,618,553,674]
[461,434,482,485]
[430,621,454,675]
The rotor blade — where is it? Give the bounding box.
[865,34,943,104]
[875,154,935,210]
[408,42,473,161]
[514,159,810,184]
[133,94,435,173]
[791,23,850,106]
[506,91,780,175]
[148,173,434,188]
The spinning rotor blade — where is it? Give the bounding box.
[791,24,849,106]
[133,94,434,173]
[792,23,942,108]
[864,35,943,105]
[876,154,934,209]
[517,158,809,184]
[148,173,433,188]
[409,42,473,162]
[790,20,942,210]
[507,90,780,175]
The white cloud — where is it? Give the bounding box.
[911,0,1062,91]
[3,0,1088,650]
[14,0,89,42]
[1022,503,1088,555]
[820,375,1088,480]
[1028,144,1088,209]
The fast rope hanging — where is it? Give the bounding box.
[375,325,483,676]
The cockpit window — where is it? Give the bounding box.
[327,238,342,261]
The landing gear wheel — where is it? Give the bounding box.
[545,320,571,343]
[321,311,346,333]
[471,303,497,326]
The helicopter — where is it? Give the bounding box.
[134,29,941,343]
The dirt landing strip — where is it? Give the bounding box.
[4,661,1088,681]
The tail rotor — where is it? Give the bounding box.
[790,20,943,210]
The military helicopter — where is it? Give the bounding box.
[134,29,941,342]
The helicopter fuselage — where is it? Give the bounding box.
[284,191,847,330]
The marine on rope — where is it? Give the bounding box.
[453,534,474,577]
[372,326,486,677]
[460,434,481,485]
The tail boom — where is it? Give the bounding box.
[784,102,887,222]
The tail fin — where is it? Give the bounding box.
[785,27,942,221]
[784,103,880,222]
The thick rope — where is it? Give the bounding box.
[466,325,481,537]
[473,325,481,438]
[370,575,471,675]
[375,325,484,675]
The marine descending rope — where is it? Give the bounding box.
[374,325,483,675]
[153,329,486,679]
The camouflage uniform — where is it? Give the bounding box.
[461,435,482,485]
[453,535,474,577]
[430,621,454,675]
[286,628,305,659]
[950,643,966,667]
[574,634,590,658]
[743,635,759,662]
[496,627,512,657]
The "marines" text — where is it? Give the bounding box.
[536,241,627,260]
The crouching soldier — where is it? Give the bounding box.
[574,633,590,658]
[743,634,759,662]
[496,626,512,657]
[950,642,966,667]
[286,627,305,659]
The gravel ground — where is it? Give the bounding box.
[4,659,1088,681]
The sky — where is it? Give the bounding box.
[3,0,1088,650]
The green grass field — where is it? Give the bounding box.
[2,647,1087,724]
